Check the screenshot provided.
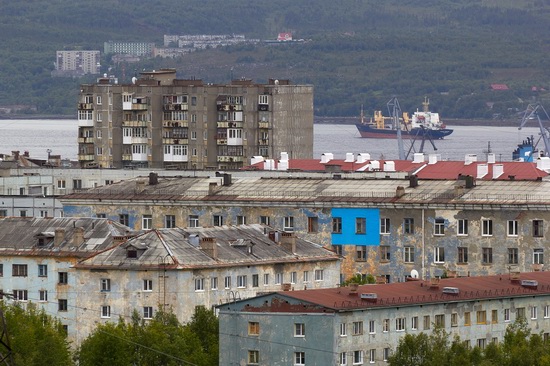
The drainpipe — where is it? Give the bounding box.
[422,208,425,280]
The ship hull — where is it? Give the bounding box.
[355,124,453,140]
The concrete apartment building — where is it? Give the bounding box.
[77,69,314,169]
[218,272,550,365]
[103,41,155,56]
[53,50,100,76]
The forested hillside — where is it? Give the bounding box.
[2,0,550,117]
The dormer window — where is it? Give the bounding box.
[127,249,138,259]
[34,232,54,247]
[123,242,148,259]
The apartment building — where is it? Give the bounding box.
[77,69,314,169]
[218,272,550,365]
[53,50,100,76]
[103,41,155,56]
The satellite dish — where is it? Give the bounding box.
[410,269,419,279]
[132,76,137,84]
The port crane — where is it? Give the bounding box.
[387,97,438,160]
[518,102,550,157]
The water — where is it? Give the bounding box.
[0,119,541,162]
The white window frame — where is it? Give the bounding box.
[195,278,205,292]
[396,317,405,331]
[275,272,283,285]
[434,218,445,236]
[315,269,324,281]
[294,323,305,337]
[294,351,305,366]
[284,216,294,232]
[534,248,544,264]
[482,219,493,236]
[39,290,48,302]
[545,305,549,319]
[101,305,111,318]
[290,271,297,284]
[382,319,389,332]
[369,349,376,364]
[100,278,111,292]
[411,316,418,330]
[143,279,153,292]
[457,219,468,236]
[142,214,152,230]
[353,350,363,365]
[237,275,247,288]
[404,246,414,263]
[189,215,199,228]
[303,271,309,283]
[380,217,390,234]
[368,320,375,334]
[143,306,153,319]
[504,308,510,322]
[340,322,347,336]
[340,352,347,366]
[263,273,269,286]
[211,277,218,290]
[434,247,445,263]
[508,220,518,237]
[224,276,231,289]
[532,306,538,320]
[353,321,363,335]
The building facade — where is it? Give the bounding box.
[103,41,155,56]
[77,69,314,169]
[54,51,100,76]
[218,272,550,365]
[72,224,340,344]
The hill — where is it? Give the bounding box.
[2,0,550,117]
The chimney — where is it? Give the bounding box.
[356,153,370,164]
[250,156,265,165]
[280,232,296,253]
[454,185,464,196]
[409,175,419,188]
[136,180,146,193]
[54,229,65,247]
[200,237,218,259]
[492,164,504,179]
[464,154,477,165]
[383,161,395,172]
[476,163,488,179]
[208,182,218,195]
[72,227,85,246]
[396,186,406,198]
[280,152,289,161]
[487,153,496,164]
[12,151,20,160]
[428,154,438,164]
[344,153,354,162]
[320,153,333,163]
[413,153,424,163]
[148,172,158,185]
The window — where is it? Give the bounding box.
[59,299,68,312]
[237,275,247,288]
[383,348,390,362]
[508,248,519,264]
[294,323,305,337]
[191,131,197,140]
[0,210,6,218]
[411,316,418,330]
[294,352,305,366]
[248,322,260,335]
[19,210,27,217]
[195,278,205,291]
[457,219,468,235]
[13,290,28,301]
[404,217,414,234]
[534,248,544,264]
[369,349,376,364]
[434,247,445,263]
[531,306,538,320]
[248,350,259,364]
[508,220,518,236]
[0,264,3,277]
[404,246,414,263]
[12,264,28,277]
[465,312,471,326]
[458,247,468,263]
[477,310,487,324]
[263,273,269,286]
[451,313,458,327]
[284,216,294,232]
[73,179,82,189]
[434,218,445,235]
[353,321,363,335]
[517,307,526,319]
[39,290,48,302]
[482,247,493,264]
[141,215,153,230]
[368,320,375,333]
[340,322,347,336]
[340,352,347,366]
[188,215,199,228]
[477,338,486,349]
[356,217,366,234]
[382,319,390,332]
[315,269,324,281]
[143,306,153,319]
[290,272,297,284]
[119,214,129,226]
[57,179,66,189]
[211,277,218,290]
[259,216,270,226]
[482,219,493,236]
[100,278,111,292]
[143,279,153,291]
[275,272,283,284]
[236,215,246,225]
[332,217,342,233]
[379,246,390,262]
[545,305,549,319]
[101,306,111,318]
[504,308,510,322]
[308,216,318,232]
[96,95,102,104]
[38,264,48,277]
[252,274,259,287]
[333,245,343,255]
[303,271,309,283]
[533,220,544,237]
[213,215,223,226]
[357,246,367,261]
[380,218,390,234]
[58,272,68,284]
[435,314,445,327]
[353,350,363,365]
[164,215,176,228]
[96,213,106,218]
[396,317,405,331]
[224,276,231,289]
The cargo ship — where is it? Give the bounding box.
[355,98,453,139]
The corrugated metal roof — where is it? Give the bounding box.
[241,272,550,312]
[76,224,340,270]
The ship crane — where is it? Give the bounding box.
[518,102,550,157]
[387,97,438,160]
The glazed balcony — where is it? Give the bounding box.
[217,156,244,163]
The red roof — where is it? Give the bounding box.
[491,84,510,90]
[262,272,550,312]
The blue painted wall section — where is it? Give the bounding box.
[331,208,380,245]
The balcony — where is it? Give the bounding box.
[122,120,148,127]
[78,119,94,127]
[258,121,269,129]
[164,154,188,162]
[78,103,94,110]
[163,138,188,145]
[216,139,227,145]
[217,121,243,129]
[258,104,269,111]
[78,137,94,144]
[163,121,188,128]
[78,154,94,161]
[122,154,132,161]
[258,139,269,145]
[163,103,188,111]
[217,156,244,163]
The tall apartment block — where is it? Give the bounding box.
[54,51,100,76]
[103,41,155,56]
[77,69,314,169]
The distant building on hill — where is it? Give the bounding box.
[103,41,155,57]
[52,50,100,77]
